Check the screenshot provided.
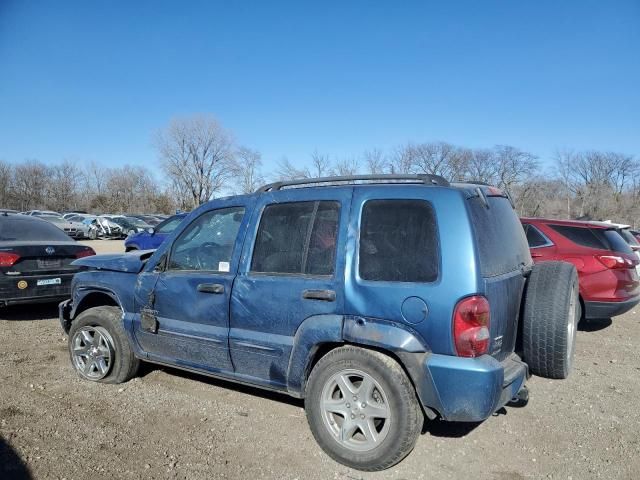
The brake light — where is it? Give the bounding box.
[0,252,20,267]
[75,247,96,259]
[453,296,491,357]
[596,255,635,270]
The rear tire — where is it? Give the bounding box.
[68,306,139,384]
[305,346,423,471]
[522,261,579,379]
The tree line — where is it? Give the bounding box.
[2,114,639,226]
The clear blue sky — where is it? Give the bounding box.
[1,1,638,175]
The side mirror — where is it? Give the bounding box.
[147,227,155,235]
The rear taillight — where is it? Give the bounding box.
[595,255,636,270]
[453,295,491,358]
[0,252,20,267]
[75,247,96,259]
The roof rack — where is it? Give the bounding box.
[256,174,450,193]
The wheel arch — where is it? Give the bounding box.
[287,315,441,419]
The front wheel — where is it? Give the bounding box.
[68,306,140,384]
[305,346,423,471]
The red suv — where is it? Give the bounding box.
[521,218,640,319]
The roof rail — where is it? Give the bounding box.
[256,174,450,193]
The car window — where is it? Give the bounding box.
[156,216,184,234]
[359,200,439,282]
[602,229,634,255]
[549,225,607,250]
[168,207,245,272]
[251,201,340,276]
[523,224,551,248]
[0,217,72,241]
[619,228,640,246]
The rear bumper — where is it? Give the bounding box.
[584,297,639,319]
[419,352,528,422]
[0,273,74,306]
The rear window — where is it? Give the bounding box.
[467,196,530,277]
[359,200,439,282]
[0,217,72,241]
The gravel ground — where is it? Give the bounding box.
[1,240,639,479]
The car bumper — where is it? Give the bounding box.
[417,352,528,422]
[0,273,74,306]
[584,297,640,319]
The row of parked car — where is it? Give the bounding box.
[0,209,172,240]
[1,175,639,471]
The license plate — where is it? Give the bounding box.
[37,278,61,286]
[37,259,62,269]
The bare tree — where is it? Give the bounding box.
[275,157,311,180]
[47,160,82,212]
[310,150,331,177]
[331,157,360,176]
[492,145,539,196]
[12,160,48,210]
[362,149,388,174]
[155,115,236,209]
[231,147,265,194]
[0,160,13,207]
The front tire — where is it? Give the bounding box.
[305,346,423,471]
[68,306,140,384]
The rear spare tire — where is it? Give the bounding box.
[522,261,579,379]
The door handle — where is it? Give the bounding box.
[302,289,336,301]
[531,252,543,258]
[197,283,225,294]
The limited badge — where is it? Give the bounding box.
[17,280,28,290]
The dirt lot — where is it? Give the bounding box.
[1,240,639,479]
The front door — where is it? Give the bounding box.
[133,204,250,373]
[229,188,351,389]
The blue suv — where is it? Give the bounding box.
[59,175,578,471]
[124,213,187,251]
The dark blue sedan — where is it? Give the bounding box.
[124,213,187,251]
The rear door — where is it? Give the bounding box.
[229,188,350,389]
[467,193,532,360]
[522,223,557,261]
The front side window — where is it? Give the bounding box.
[168,207,245,271]
[251,201,340,275]
[359,200,439,282]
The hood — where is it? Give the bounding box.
[72,250,155,273]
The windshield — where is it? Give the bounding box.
[0,217,72,241]
[156,215,185,234]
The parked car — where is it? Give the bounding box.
[0,209,19,215]
[82,216,123,240]
[41,215,85,239]
[60,175,578,471]
[0,215,95,306]
[20,210,61,217]
[124,213,186,251]
[521,218,640,320]
[127,214,163,226]
[631,230,640,243]
[103,216,151,238]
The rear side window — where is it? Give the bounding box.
[359,200,439,282]
[251,201,340,276]
[467,196,530,277]
[602,230,634,255]
[523,224,551,248]
[549,225,607,250]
